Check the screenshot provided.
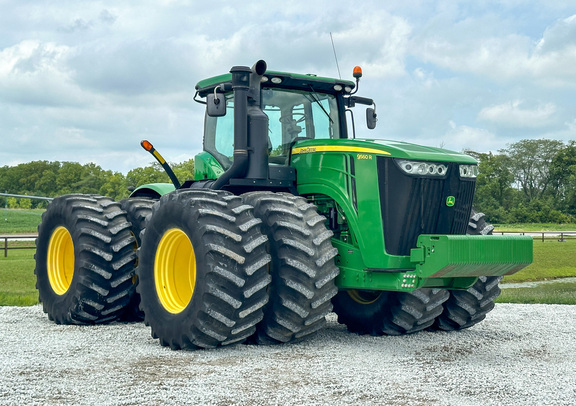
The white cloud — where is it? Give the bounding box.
[441,122,500,153]
[0,40,86,107]
[330,12,411,78]
[535,14,576,53]
[478,100,557,128]
[530,14,576,86]
[411,12,576,88]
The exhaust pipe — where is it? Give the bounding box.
[211,60,268,190]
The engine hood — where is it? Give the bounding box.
[291,138,477,164]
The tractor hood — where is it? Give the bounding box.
[291,138,477,164]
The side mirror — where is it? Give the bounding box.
[207,93,226,117]
[366,107,377,129]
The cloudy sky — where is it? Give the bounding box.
[1,0,575,173]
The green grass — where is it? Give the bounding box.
[0,209,44,234]
[494,223,576,232]
[502,239,576,283]
[1,211,575,306]
[497,238,576,305]
[0,248,38,306]
[497,281,576,305]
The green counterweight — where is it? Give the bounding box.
[333,234,533,292]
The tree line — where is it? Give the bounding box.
[1,138,575,224]
[0,160,194,208]
[467,139,576,224]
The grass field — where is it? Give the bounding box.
[1,209,575,306]
[497,280,576,304]
[0,209,44,234]
[502,238,576,282]
[494,223,576,232]
[0,247,38,306]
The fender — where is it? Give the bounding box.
[130,183,175,198]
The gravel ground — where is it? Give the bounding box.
[1,304,575,406]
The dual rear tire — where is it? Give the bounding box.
[137,190,339,348]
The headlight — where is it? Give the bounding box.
[459,165,479,178]
[397,160,448,177]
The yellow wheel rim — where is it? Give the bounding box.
[348,290,382,305]
[155,228,196,314]
[47,226,75,295]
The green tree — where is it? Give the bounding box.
[72,163,107,194]
[19,198,32,209]
[36,169,58,197]
[99,171,129,201]
[57,162,85,194]
[500,139,564,202]
[126,163,170,188]
[466,151,517,223]
[0,161,60,199]
[550,141,576,216]
[172,159,195,183]
[6,197,18,209]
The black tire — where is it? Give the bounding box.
[242,192,339,344]
[467,210,495,235]
[332,288,449,336]
[118,197,157,321]
[432,209,502,331]
[137,189,271,350]
[34,194,136,324]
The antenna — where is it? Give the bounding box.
[330,32,342,79]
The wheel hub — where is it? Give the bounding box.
[347,289,382,305]
[47,226,75,295]
[154,228,196,314]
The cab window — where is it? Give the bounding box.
[204,88,340,168]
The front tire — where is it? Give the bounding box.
[137,190,271,350]
[34,194,136,324]
[332,288,449,336]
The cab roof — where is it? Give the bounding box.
[195,70,356,96]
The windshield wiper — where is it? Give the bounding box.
[306,86,333,124]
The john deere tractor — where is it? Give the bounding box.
[35,60,532,349]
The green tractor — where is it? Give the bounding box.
[35,60,532,349]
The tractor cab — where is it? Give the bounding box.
[192,61,376,191]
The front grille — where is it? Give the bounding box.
[377,157,475,256]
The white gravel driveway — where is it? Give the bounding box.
[1,304,575,405]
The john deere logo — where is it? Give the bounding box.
[446,196,456,207]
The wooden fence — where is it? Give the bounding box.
[2,232,574,258]
[1,235,36,257]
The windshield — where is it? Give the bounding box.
[204,88,340,167]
